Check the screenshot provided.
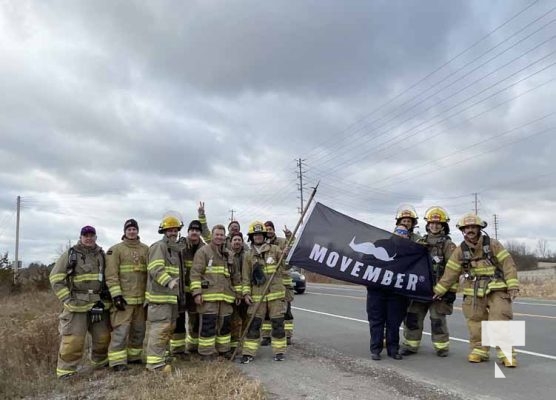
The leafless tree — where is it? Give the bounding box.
[536,239,550,259]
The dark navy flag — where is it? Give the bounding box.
[287,202,434,301]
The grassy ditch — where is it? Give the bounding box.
[0,289,264,399]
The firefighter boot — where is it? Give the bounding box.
[468,353,483,363]
[501,357,518,368]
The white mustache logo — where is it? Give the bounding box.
[349,236,396,262]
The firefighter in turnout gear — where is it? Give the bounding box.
[190,224,238,360]
[395,204,421,241]
[106,219,149,371]
[261,221,295,346]
[145,212,185,372]
[49,225,111,379]
[229,231,248,353]
[433,213,519,367]
[402,207,457,357]
[173,202,211,355]
[241,221,288,363]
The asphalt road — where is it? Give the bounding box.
[291,283,556,400]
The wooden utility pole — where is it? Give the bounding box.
[229,209,236,222]
[473,193,479,214]
[493,214,499,239]
[14,195,21,284]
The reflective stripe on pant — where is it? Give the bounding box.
[108,304,146,366]
[56,308,110,378]
[198,301,233,356]
[170,312,186,354]
[185,292,199,351]
[284,300,294,339]
[403,300,451,352]
[145,303,178,370]
[243,299,286,356]
[462,290,514,359]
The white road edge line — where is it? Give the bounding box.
[292,305,556,361]
[306,285,556,307]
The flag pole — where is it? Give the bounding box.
[230,182,319,360]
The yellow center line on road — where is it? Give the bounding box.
[309,291,556,319]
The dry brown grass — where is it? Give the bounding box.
[517,278,556,299]
[0,290,265,400]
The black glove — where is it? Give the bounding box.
[90,301,105,324]
[252,262,266,286]
[113,295,127,311]
[443,291,456,304]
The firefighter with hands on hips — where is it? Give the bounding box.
[145,212,185,373]
[433,213,519,367]
[49,225,111,379]
[105,219,149,371]
[402,207,457,357]
[241,221,288,363]
[261,221,295,346]
[173,201,211,356]
[190,224,238,360]
[229,231,248,354]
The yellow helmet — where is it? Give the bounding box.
[456,213,487,230]
[158,211,184,234]
[248,220,266,236]
[395,204,418,220]
[424,206,450,223]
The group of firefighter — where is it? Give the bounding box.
[49,202,296,378]
[49,201,520,379]
[366,204,519,368]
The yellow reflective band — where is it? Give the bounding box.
[216,334,231,344]
[233,285,242,293]
[262,323,272,330]
[165,266,180,275]
[446,260,461,272]
[50,273,67,284]
[284,322,294,329]
[55,287,70,300]
[190,281,202,290]
[186,335,199,345]
[506,278,519,288]
[230,341,238,347]
[145,292,177,304]
[198,337,216,346]
[471,348,489,356]
[403,339,421,348]
[202,293,235,303]
[146,355,165,364]
[124,296,145,305]
[156,273,172,287]
[108,349,128,362]
[109,286,123,297]
[463,288,486,297]
[205,266,229,276]
[434,283,448,295]
[272,338,287,349]
[91,357,108,367]
[127,348,142,357]
[57,368,76,378]
[148,259,165,270]
[243,340,259,351]
[185,260,193,268]
[72,273,101,283]
[119,264,147,273]
[496,249,510,262]
[433,342,449,350]
[64,302,95,312]
[170,339,186,349]
[264,265,277,274]
[252,291,285,302]
[450,283,459,290]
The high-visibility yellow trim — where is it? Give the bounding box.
[263,265,277,274]
[145,292,177,304]
[198,337,216,346]
[216,334,231,344]
[109,286,123,297]
[496,249,510,262]
[403,339,421,349]
[190,281,202,290]
[434,283,448,296]
[119,264,147,273]
[127,348,142,357]
[185,260,193,268]
[50,273,67,283]
[202,293,235,303]
[73,273,101,283]
[243,340,259,351]
[123,296,145,305]
[433,341,449,350]
[446,260,461,272]
[57,368,76,378]
[55,287,70,300]
[64,302,95,312]
[148,259,165,270]
[252,290,285,302]
[506,278,519,288]
[272,337,287,350]
[91,357,108,367]
[146,355,165,365]
[108,349,128,362]
[156,273,172,287]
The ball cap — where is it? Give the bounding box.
[188,220,202,231]
[80,225,96,236]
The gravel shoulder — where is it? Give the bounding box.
[238,339,473,400]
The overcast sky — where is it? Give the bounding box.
[1,0,554,265]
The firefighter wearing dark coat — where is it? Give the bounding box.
[433,213,519,367]
[49,225,111,378]
[366,205,419,361]
[402,207,457,357]
[229,231,248,352]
